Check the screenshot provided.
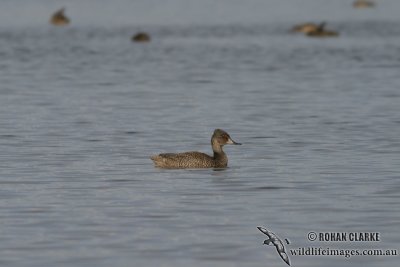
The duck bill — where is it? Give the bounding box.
[227,138,241,145]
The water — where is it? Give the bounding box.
[0,1,399,267]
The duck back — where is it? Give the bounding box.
[151,151,220,169]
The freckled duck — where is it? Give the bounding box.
[151,129,241,169]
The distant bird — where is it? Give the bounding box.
[353,0,375,8]
[306,22,339,37]
[49,7,70,26]
[257,226,291,266]
[291,23,319,34]
[132,32,151,43]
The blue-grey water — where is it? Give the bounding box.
[0,1,399,267]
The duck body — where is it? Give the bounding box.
[306,22,339,37]
[291,23,319,34]
[151,151,226,169]
[151,129,240,169]
[307,30,339,37]
[132,32,151,42]
[353,0,375,8]
[50,8,70,26]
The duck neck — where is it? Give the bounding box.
[212,140,227,167]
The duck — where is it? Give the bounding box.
[151,129,241,169]
[131,32,151,43]
[49,7,70,26]
[306,22,339,37]
[353,0,375,8]
[291,23,319,34]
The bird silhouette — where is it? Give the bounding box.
[257,226,291,266]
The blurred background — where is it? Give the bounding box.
[0,1,399,267]
[1,0,400,27]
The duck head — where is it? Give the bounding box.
[212,129,241,146]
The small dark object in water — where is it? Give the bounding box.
[132,32,151,43]
[353,0,375,8]
[306,22,339,38]
[291,23,319,34]
[50,7,70,26]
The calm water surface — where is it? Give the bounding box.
[0,1,399,267]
